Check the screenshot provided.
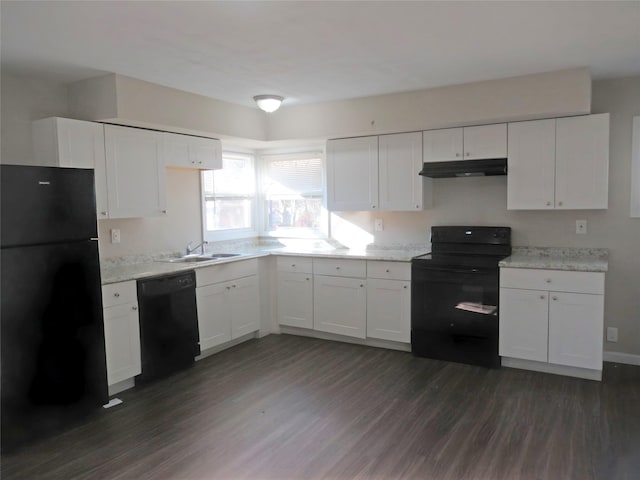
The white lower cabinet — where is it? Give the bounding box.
[366,261,411,343]
[499,267,605,377]
[195,259,259,351]
[314,274,367,338]
[276,256,314,329]
[101,281,141,386]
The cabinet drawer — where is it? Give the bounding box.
[276,256,313,274]
[196,258,258,287]
[102,281,137,308]
[500,268,604,295]
[367,261,411,281]
[313,258,366,278]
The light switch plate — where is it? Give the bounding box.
[606,327,618,342]
[111,228,121,244]
[374,219,384,231]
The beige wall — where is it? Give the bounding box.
[1,73,69,164]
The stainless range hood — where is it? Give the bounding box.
[418,158,507,178]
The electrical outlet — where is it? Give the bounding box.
[606,327,618,342]
[111,228,121,244]
[374,218,384,231]
[576,220,587,234]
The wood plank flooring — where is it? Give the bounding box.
[2,334,640,480]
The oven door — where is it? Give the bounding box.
[411,262,500,368]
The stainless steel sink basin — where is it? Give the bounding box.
[159,253,242,263]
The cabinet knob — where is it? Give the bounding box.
[552,296,558,301]
[336,266,340,270]
[557,201,563,207]
[132,305,137,311]
[465,152,470,157]
[162,210,167,214]
[545,278,552,283]
[546,201,551,206]
[372,205,376,209]
[403,285,408,289]
[101,211,108,216]
[114,292,120,297]
[385,269,390,273]
[415,205,419,209]
[540,295,545,300]
[306,277,310,281]
[455,153,460,157]
[360,284,364,288]
[232,284,237,288]
[291,264,296,267]
[226,286,231,290]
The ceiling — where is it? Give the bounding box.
[2,1,640,109]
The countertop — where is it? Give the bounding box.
[100,245,429,285]
[498,247,608,272]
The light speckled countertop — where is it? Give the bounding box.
[100,244,429,285]
[499,247,608,272]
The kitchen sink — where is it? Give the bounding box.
[158,253,242,264]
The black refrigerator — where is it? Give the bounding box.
[1,164,108,452]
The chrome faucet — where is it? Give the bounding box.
[186,240,208,255]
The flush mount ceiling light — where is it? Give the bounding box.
[253,95,284,113]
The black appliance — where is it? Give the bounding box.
[136,272,199,384]
[411,226,511,368]
[1,165,108,451]
[418,158,507,178]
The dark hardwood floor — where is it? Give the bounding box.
[2,334,640,480]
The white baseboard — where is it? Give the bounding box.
[279,326,411,352]
[501,357,602,381]
[604,351,640,366]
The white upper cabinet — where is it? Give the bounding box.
[32,117,110,219]
[104,124,167,219]
[327,133,430,211]
[508,114,609,210]
[423,124,506,162]
[422,128,463,162]
[379,132,431,210]
[164,132,222,170]
[555,114,609,209]
[507,119,557,209]
[326,136,379,211]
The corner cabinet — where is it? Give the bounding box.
[507,114,609,210]
[104,125,167,218]
[326,133,431,212]
[101,281,141,386]
[163,131,222,170]
[499,267,605,380]
[195,259,260,351]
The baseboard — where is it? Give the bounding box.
[279,326,411,352]
[501,357,602,381]
[196,331,260,360]
[604,351,640,366]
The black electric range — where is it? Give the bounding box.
[411,226,511,368]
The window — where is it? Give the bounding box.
[261,152,327,238]
[201,153,256,241]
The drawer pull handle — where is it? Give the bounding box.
[403,285,408,289]
[545,279,552,283]
[132,305,137,311]
[114,292,120,297]
[336,266,340,270]
[552,296,558,301]
[226,286,231,290]
[291,264,296,267]
[360,284,364,287]
[385,269,390,273]
[232,284,237,288]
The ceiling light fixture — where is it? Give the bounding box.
[253,94,284,113]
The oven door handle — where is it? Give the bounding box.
[414,265,490,275]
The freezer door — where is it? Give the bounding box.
[1,165,98,247]
[1,240,107,451]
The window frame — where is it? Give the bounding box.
[201,151,258,242]
[257,150,329,239]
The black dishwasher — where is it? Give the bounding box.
[136,271,200,383]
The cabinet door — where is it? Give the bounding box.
[196,283,232,350]
[379,132,429,211]
[422,128,463,162]
[313,275,366,338]
[191,137,222,170]
[103,303,141,385]
[326,136,378,211]
[229,275,260,339]
[499,288,549,362]
[104,125,167,218]
[555,113,609,209]
[548,292,604,370]
[507,119,556,210]
[277,271,313,329]
[463,124,507,160]
[163,132,192,168]
[366,278,410,343]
